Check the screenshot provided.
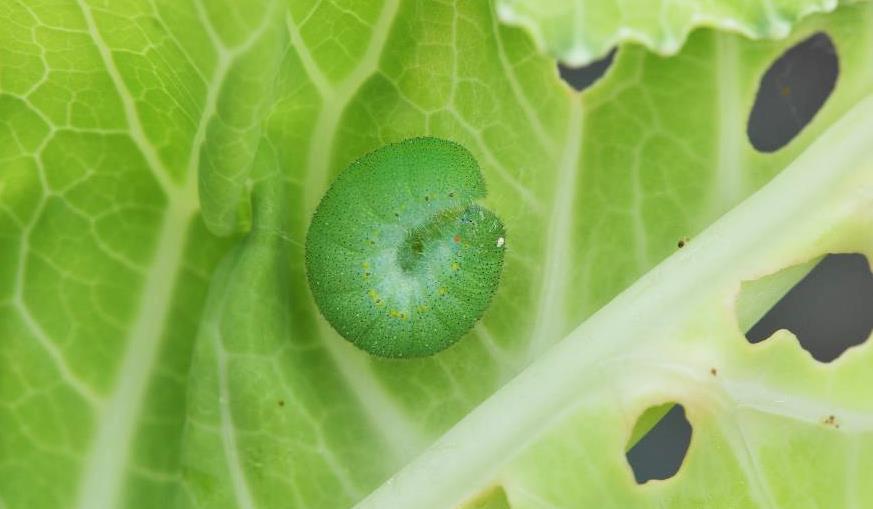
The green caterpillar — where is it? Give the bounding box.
[305,137,506,358]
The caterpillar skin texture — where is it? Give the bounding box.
[305,137,506,358]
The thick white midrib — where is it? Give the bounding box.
[217,340,257,509]
[526,100,582,359]
[353,94,873,509]
[712,34,744,214]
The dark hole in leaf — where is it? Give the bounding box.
[626,404,692,484]
[557,48,616,92]
[746,253,873,362]
[747,32,838,152]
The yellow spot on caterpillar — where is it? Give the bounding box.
[368,288,383,306]
[451,261,460,271]
[362,261,370,269]
[438,287,448,296]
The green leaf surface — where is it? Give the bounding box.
[1,1,872,508]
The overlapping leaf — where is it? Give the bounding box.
[496,0,855,64]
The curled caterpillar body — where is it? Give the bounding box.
[305,137,506,358]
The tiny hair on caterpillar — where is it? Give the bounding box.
[305,137,506,358]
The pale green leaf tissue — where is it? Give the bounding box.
[1,1,872,508]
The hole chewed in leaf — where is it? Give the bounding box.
[626,403,692,484]
[557,48,616,92]
[747,32,838,152]
[744,253,873,362]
